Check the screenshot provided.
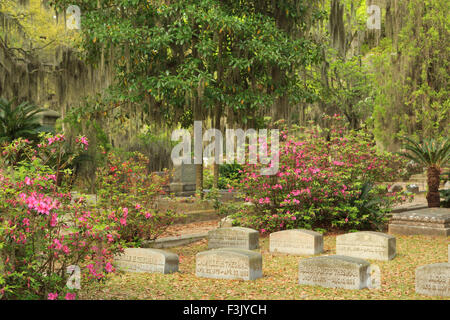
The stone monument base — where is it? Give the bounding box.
[388,208,450,236]
[169,182,196,196]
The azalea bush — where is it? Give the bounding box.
[0,135,122,300]
[229,116,412,233]
[1,132,90,187]
[95,150,180,245]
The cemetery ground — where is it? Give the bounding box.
[78,234,449,300]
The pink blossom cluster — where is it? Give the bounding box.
[18,192,60,215]
[232,118,408,233]
[75,136,89,150]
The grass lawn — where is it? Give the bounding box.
[79,235,449,300]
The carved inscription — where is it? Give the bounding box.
[298,255,379,290]
[196,248,262,280]
[416,263,450,297]
[336,232,396,261]
[270,230,323,255]
[208,227,259,250]
[114,248,178,274]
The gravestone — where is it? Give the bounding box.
[415,263,450,297]
[169,164,196,196]
[406,184,419,194]
[196,248,262,280]
[298,255,381,290]
[448,245,450,263]
[208,227,259,250]
[336,231,396,261]
[269,229,323,255]
[37,109,61,132]
[218,216,234,228]
[444,181,450,190]
[114,248,179,274]
[391,185,403,192]
[388,208,450,236]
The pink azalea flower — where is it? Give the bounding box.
[65,293,76,300]
[106,234,114,243]
[48,293,58,300]
[105,262,114,273]
[22,218,30,226]
[53,238,63,250]
[24,177,32,185]
[50,213,58,227]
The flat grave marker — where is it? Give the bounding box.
[208,227,259,250]
[298,255,380,290]
[196,248,262,280]
[415,263,450,297]
[270,229,323,255]
[336,231,396,261]
[114,248,179,274]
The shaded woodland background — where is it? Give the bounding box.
[0,0,448,188]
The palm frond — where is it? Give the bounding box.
[399,136,450,168]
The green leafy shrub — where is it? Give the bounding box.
[203,163,243,190]
[95,149,181,245]
[0,98,44,144]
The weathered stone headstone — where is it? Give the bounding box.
[406,184,419,194]
[388,208,450,236]
[114,248,179,274]
[298,255,381,290]
[208,227,259,250]
[270,229,323,255]
[218,216,233,228]
[336,231,396,261]
[415,263,450,297]
[444,181,450,190]
[169,163,196,196]
[196,248,262,280]
[391,185,403,192]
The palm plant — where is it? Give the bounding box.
[400,137,450,207]
[0,98,44,144]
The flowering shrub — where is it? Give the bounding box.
[1,132,90,187]
[229,116,412,233]
[0,135,122,300]
[95,150,180,245]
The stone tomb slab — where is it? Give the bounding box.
[298,255,380,290]
[415,263,450,297]
[114,248,179,274]
[196,248,262,280]
[170,164,196,195]
[270,229,323,255]
[388,207,450,236]
[336,231,396,261]
[208,227,259,250]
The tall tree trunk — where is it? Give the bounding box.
[426,165,440,207]
[213,104,221,188]
[194,97,203,198]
